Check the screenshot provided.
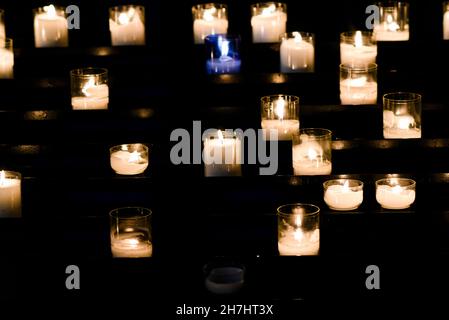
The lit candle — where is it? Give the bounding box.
[444,7,449,40]
[193,4,228,44]
[0,10,5,40]
[383,111,421,139]
[109,6,145,46]
[203,130,242,177]
[374,13,409,41]
[251,3,287,43]
[292,142,332,175]
[0,170,21,218]
[34,5,68,48]
[280,32,314,73]
[376,178,416,210]
[340,31,377,66]
[111,233,153,258]
[110,144,149,175]
[0,38,13,79]
[323,179,364,211]
[206,34,241,74]
[278,207,320,256]
[261,96,300,140]
[71,78,109,110]
[340,76,377,105]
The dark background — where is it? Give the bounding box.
[0,0,448,311]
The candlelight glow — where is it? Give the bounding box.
[44,4,56,17]
[262,4,276,15]
[307,148,318,160]
[0,170,5,186]
[293,31,302,43]
[217,130,224,142]
[204,7,216,21]
[128,151,142,164]
[81,78,96,96]
[386,14,400,32]
[354,30,363,47]
[275,98,285,120]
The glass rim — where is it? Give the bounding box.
[70,67,108,77]
[323,179,364,189]
[261,94,300,103]
[277,203,320,217]
[375,1,409,8]
[0,38,13,46]
[340,30,375,42]
[339,63,378,71]
[0,170,22,180]
[192,3,228,10]
[298,128,332,138]
[251,2,287,8]
[109,5,145,11]
[109,207,152,219]
[109,143,149,153]
[33,5,66,12]
[281,31,314,40]
[203,129,239,140]
[383,92,421,103]
[375,178,416,187]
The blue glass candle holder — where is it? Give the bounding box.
[205,34,241,74]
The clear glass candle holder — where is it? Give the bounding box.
[109,207,153,258]
[340,31,377,66]
[0,9,5,39]
[109,5,146,46]
[277,203,320,256]
[383,92,422,139]
[192,3,228,44]
[375,178,416,209]
[70,68,109,110]
[205,34,241,74]
[251,2,287,43]
[323,179,364,211]
[280,32,315,73]
[444,2,449,40]
[110,143,149,175]
[0,170,21,218]
[340,63,378,105]
[260,95,300,141]
[374,2,409,41]
[203,130,242,177]
[33,5,68,48]
[0,38,14,79]
[292,129,332,176]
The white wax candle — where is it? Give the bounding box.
[72,82,109,110]
[193,7,228,44]
[0,171,21,218]
[34,5,68,48]
[111,235,153,258]
[376,185,415,209]
[292,142,332,176]
[280,32,314,73]
[374,15,409,41]
[444,11,449,40]
[203,131,242,177]
[383,111,421,139]
[261,119,299,140]
[0,47,13,79]
[251,6,287,43]
[110,150,148,175]
[340,31,377,66]
[110,7,145,46]
[278,228,320,256]
[340,77,377,105]
[324,184,363,211]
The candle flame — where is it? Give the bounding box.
[275,98,285,120]
[204,7,216,22]
[118,7,136,25]
[294,228,304,241]
[392,185,403,194]
[0,170,5,186]
[217,130,224,142]
[354,30,363,48]
[307,148,318,160]
[44,4,57,17]
[128,151,141,164]
[386,14,399,32]
[262,4,276,15]
[293,31,302,43]
[397,116,414,129]
[82,78,96,96]
[343,180,350,191]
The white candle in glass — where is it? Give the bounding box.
[203,130,242,177]
[340,76,377,105]
[444,10,449,40]
[0,38,13,79]
[324,180,363,211]
[292,142,332,176]
[111,234,153,258]
[376,184,415,209]
[383,111,421,139]
[34,5,68,48]
[71,78,109,110]
[0,171,21,218]
[278,227,320,256]
[374,14,409,41]
[340,31,377,66]
[109,6,145,46]
[280,32,314,73]
[110,148,149,175]
[251,4,287,43]
[261,97,299,140]
[193,6,228,44]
